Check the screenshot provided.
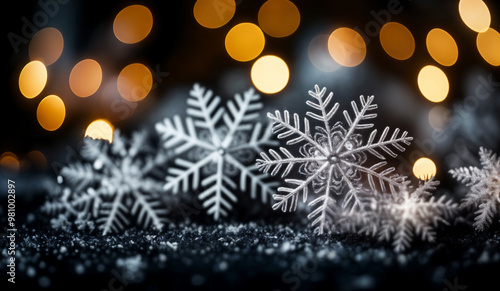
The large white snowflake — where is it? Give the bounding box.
[256,85,413,234]
[43,130,168,235]
[155,84,278,220]
[450,147,500,231]
[343,178,458,252]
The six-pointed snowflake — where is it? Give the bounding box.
[450,147,500,231]
[256,85,413,234]
[155,84,278,220]
[342,178,458,252]
[43,130,169,235]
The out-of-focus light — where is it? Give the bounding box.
[27,150,47,169]
[258,0,300,38]
[379,22,415,60]
[36,95,65,131]
[428,106,451,131]
[477,28,500,66]
[117,63,153,102]
[194,0,236,29]
[19,61,47,99]
[225,23,265,62]
[85,119,114,143]
[69,59,102,97]
[113,5,153,44]
[308,34,342,72]
[426,29,458,66]
[0,152,20,173]
[417,65,449,103]
[251,55,289,94]
[458,0,490,32]
[29,27,64,66]
[327,27,366,67]
[413,157,437,180]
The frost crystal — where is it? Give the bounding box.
[450,147,500,231]
[344,178,458,252]
[155,84,278,220]
[256,85,412,234]
[43,130,168,235]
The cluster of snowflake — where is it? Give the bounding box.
[43,130,169,235]
[256,85,457,251]
[155,83,278,220]
[450,147,500,231]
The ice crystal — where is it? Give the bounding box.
[43,130,169,235]
[449,147,500,231]
[343,178,458,252]
[155,84,278,220]
[256,85,413,234]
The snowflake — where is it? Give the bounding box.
[256,85,413,234]
[155,84,278,220]
[449,147,500,231]
[43,130,169,235]
[343,178,458,252]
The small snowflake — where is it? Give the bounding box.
[344,178,458,252]
[450,147,500,231]
[256,85,412,234]
[43,130,168,235]
[155,84,278,220]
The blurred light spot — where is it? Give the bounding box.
[308,34,342,72]
[379,22,415,60]
[27,150,47,169]
[36,95,65,131]
[85,119,114,143]
[413,157,437,180]
[426,29,458,66]
[417,66,449,103]
[477,28,500,66]
[225,23,265,62]
[428,106,451,131]
[69,59,102,97]
[251,55,289,94]
[0,152,20,173]
[19,61,47,99]
[117,63,153,102]
[29,27,64,66]
[193,0,236,29]
[327,27,366,67]
[458,0,490,32]
[113,5,153,44]
[258,0,300,38]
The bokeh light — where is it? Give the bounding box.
[85,119,114,143]
[117,63,153,102]
[413,157,437,180]
[0,152,20,173]
[193,0,236,29]
[258,0,300,38]
[426,29,459,66]
[69,59,102,97]
[29,27,64,66]
[458,0,491,32]
[19,61,47,99]
[327,27,366,67]
[225,23,265,62]
[36,95,66,131]
[308,34,342,72]
[379,22,415,60]
[417,65,449,103]
[428,106,451,132]
[113,5,153,44]
[27,150,47,169]
[476,28,500,66]
[251,55,289,94]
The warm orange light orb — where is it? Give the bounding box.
[251,55,289,94]
[113,5,153,44]
[413,158,437,180]
[379,22,415,60]
[29,27,64,66]
[36,95,66,131]
[327,28,366,67]
[117,63,153,102]
[194,0,236,29]
[19,61,47,99]
[426,29,459,66]
[225,23,265,62]
[417,66,449,103]
[69,59,102,97]
[258,0,300,38]
[85,119,114,143]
